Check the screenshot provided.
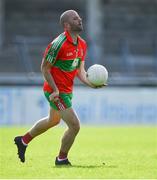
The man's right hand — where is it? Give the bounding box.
[49,90,60,102]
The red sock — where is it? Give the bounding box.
[58,151,67,160]
[22,132,33,145]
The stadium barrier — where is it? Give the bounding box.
[0,86,156,125]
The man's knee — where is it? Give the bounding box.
[74,123,80,134]
[47,117,60,128]
[51,120,60,127]
[70,119,80,135]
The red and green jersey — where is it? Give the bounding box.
[43,31,87,93]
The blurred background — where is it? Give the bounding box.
[0,0,157,126]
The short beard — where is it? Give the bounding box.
[70,23,83,33]
[72,27,83,33]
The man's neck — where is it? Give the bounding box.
[69,31,79,44]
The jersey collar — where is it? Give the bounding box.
[65,31,80,45]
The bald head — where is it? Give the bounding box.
[60,10,77,27]
[59,10,83,32]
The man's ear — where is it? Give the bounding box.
[64,22,70,30]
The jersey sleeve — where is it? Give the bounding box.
[44,42,58,65]
[44,34,66,65]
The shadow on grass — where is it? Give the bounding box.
[72,164,118,168]
[54,164,118,169]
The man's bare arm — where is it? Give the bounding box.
[41,58,59,100]
[77,61,95,88]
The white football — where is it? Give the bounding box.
[87,64,108,86]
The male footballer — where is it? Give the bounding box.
[14,10,103,165]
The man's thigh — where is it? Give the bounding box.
[49,107,61,124]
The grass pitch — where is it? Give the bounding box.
[0,126,156,179]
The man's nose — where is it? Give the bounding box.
[79,18,82,23]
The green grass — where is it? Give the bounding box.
[0,126,157,179]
